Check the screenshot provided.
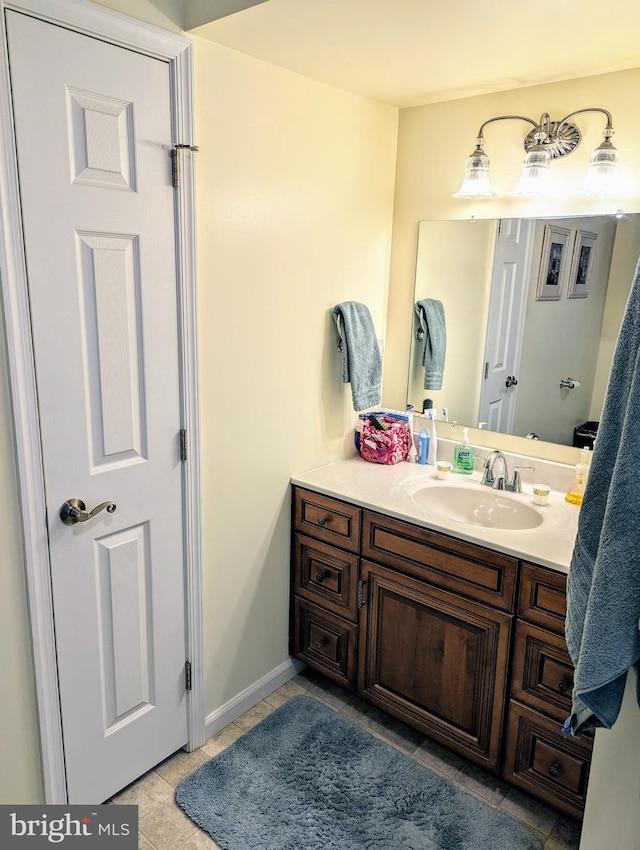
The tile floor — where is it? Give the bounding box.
[110,669,582,850]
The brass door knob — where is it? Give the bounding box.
[60,498,117,525]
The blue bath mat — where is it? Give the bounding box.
[176,695,542,850]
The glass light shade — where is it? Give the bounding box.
[452,146,494,198]
[508,146,551,197]
[580,139,619,197]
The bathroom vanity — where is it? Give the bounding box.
[290,455,591,820]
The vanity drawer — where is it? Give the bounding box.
[504,700,591,821]
[293,534,359,621]
[362,511,517,612]
[294,488,361,553]
[518,563,567,634]
[511,621,574,723]
[292,598,357,691]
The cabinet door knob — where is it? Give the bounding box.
[547,761,562,779]
[314,639,328,650]
[317,516,327,527]
[315,570,331,583]
[557,679,571,694]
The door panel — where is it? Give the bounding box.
[77,232,147,466]
[6,11,187,803]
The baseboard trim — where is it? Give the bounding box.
[204,658,305,740]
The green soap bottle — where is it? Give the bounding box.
[454,428,475,474]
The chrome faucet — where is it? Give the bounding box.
[481,450,508,489]
[481,451,535,493]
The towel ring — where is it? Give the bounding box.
[416,328,424,342]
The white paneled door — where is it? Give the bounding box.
[6,11,189,803]
[478,219,533,434]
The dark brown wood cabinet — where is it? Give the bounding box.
[291,597,358,690]
[290,486,590,820]
[359,559,511,770]
[503,562,592,820]
[290,489,362,690]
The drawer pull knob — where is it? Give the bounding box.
[316,570,331,583]
[314,639,328,650]
[557,679,571,694]
[547,762,562,779]
[317,517,327,527]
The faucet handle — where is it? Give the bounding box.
[511,465,535,493]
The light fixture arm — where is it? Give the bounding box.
[474,115,540,145]
[453,106,618,200]
[555,107,614,137]
[474,109,614,158]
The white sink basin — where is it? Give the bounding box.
[409,484,543,530]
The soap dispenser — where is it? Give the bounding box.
[454,428,475,474]
[565,449,591,505]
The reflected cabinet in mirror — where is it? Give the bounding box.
[409,214,640,447]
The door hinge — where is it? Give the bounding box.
[185,661,192,691]
[484,361,489,380]
[357,580,366,610]
[171,143,199,189]
[180,429,188,462]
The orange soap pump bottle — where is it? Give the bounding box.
[565,449,591,506]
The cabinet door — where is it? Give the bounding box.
[293,533,359,621]
[511,620,575,724]
[294,488,361,552]
[292,598,358,690]
[358,561,512,771]
[504,701,591,820]
[518,563,567,634]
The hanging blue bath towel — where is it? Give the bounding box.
[332,302,382,412]
[565,256,640,736]
[414,298,446,390]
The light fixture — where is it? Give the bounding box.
[453,109,618,199]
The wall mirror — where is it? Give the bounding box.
[408,213,640,447]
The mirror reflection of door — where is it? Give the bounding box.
[477,219,533,433]
[410,215,640,447]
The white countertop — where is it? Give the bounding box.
[291,455,580,573]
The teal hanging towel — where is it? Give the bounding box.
[332,301,382,412]
[414,298,447,390]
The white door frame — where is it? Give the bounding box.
[0,0,204,803]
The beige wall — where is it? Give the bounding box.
[409,219,495,423]
[384,68,640,463]
[591,216,640,414]
[193,37,397,709]
[0,1,398,801]
[579,669,640,850]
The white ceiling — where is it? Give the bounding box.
[190,0,640,108]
